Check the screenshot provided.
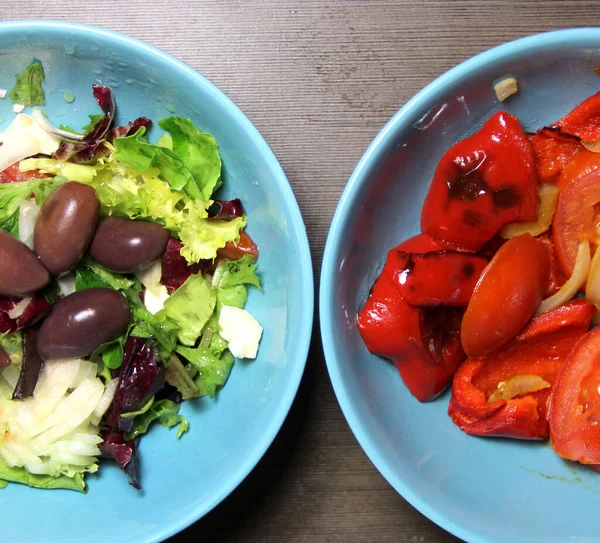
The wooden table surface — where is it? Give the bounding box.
[3,1,598,541]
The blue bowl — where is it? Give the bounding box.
[0,21,313,543]
[321,28,600,543]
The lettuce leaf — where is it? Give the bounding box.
[112,127,201,199]
[0,456,86,492]
[21,156,245,263]
[9,60,45,107]
[164,354,199,400]
[159,274,216,346]
[0,181,36,237]
[75,257,138,292]
[176,332,234,398]
[124,399,188,440]
[158,117,222,199]
[125,288,179,360]
[212,255,261,312]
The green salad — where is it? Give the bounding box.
[0,60,263,491]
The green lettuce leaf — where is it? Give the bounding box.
[20,156,245,263]
[9,60,45,107]
[0,181,35,237]
[112,127,201,199]
[212,254,261,312]
[0,332,23,365]
[0,456,86,492]
[176,332,234,398]
[74,257,138,292]
[125,288,179,360]
[125,399,188,440]
[165,354,200,400]
[159,274,216,346]
[158,117,222,199]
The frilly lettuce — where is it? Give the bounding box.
[20,153,246,263]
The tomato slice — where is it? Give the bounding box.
[216,229,259,261]
[537,232,568,296]
[386,249,488,306]
[421,111,538,251]
[552,91,600,141]
[449,299,594,439]
[528,128,582,185]
[0,163,47,184]
[460,234,551,357]
[549,326,600,465]
[553,150,600,275]
[357,234,466,401]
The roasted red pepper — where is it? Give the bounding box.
[528,127,582,184]
[216,230,259,262]
[549,327,600,466]
[537,232,568,296]
[421,111,538,251]
[386,249,488,306]
[357,234,468,401]
[552,91,600,141]
[449,299,594,439]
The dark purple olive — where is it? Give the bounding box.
[0,230,50,297]
[34,181,100,276]
[90,217,170,272]
[37,288,130,361]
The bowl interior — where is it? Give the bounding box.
[0,21,313,543]
[321,29,600,543]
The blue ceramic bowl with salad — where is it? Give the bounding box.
[321,28,600,543]
[0,20,313,543]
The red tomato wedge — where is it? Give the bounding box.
[553,150,600,275]
[386,249,488,306]
[549,327,600,465]
[460,234,551,358]
[528,128,582,185]
[357,234,466,401]
[421,111,538,251]
[216,229,259,261]
[450,299,594,439]
[0,163,47,184]
[552,91,600,141]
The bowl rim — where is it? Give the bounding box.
[0,19,314,543]
[320,26,600,543]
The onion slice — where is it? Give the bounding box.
[586,243,600,304]
[488,374,551,403]
[500,184,559,239]
[582,140,600,153]
[537,239,590,315]
[31,109,85,142]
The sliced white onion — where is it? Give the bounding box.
[31,109,85,142]
[32,359,81,420]
[586,244,600,305]
[18,199,40,250]
[488,374,551,403]
[500,184,559,239]
[537,239,590,315]
[91,378,118,426]
[582,140,600,153]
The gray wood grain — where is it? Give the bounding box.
[1,1,597,541]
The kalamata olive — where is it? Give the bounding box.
[90,217,170,272]
[34,181,100,276]
[37,288,130,361]
[0,230,50,297]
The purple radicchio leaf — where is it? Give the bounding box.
[12,326,43,400]
[99,430,140,490]
[105,336,165,434]
[53,84,117,164]
[207,198,245,220]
